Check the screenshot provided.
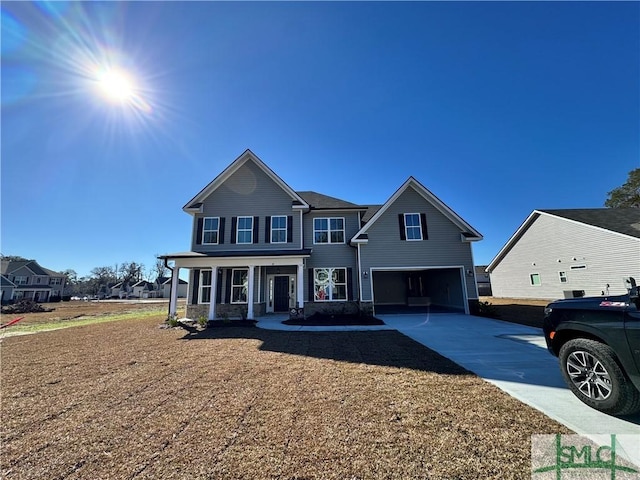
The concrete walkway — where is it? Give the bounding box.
[256,312,639,466]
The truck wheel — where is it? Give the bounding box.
[559,338,640,416]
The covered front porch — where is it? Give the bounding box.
[161,251,310,321]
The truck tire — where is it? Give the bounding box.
[559,338,640,416]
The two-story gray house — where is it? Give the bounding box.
[0,259,67,303]
[161,150,482,320]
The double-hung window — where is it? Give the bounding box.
[530,273,541,286]
[559,271,568,283]
[200,270,212,303]
[314,218,344,244]
[314,268,347,301]
[202,217,220,244]
[237,216,253,244]
[14,276,27,285]
[404,213,423,240]
[231,269,248,303]
[271,216,287,243]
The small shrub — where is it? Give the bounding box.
[471,300,499,318]
[166,315,179,328]
[197,315,208,328]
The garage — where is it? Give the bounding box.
[372,267,467,314]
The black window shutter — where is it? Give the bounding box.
[196,218,203,245]
[253,216,259,244]
[420,213,429,240]
[219,218,225,244]
[230,217,237,244]
[308,268,314,302]
[287,216,293,243]
[265,216,271,243]
[225,269,232,303]
[191,269,200,304]
[216,269,223,304]
[398,214,406,240]
[347,268,353,301]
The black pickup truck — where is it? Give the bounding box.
[543,278,640,416]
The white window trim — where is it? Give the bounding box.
[202,217,220,245]
[530,273,542,286]
[14,276,28,285]
[231,268,249,304]
[270,215,287,244]
[404,213,423,241]
[313,267,348,302]
[199,270,212,304]
[237,216,253,244]
[313,217,345,244]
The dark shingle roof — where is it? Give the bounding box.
[361,205,383,223]
[296,191,364,210]
[1,260,48,276]
[540,208,640,239]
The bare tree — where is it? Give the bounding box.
[152,255,169,281]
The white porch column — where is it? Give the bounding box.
[247,265,255,319]
[169,266,180,318]
[297,262,304,309]
[208,266,218,320]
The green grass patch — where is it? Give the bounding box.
[2,309,167,336]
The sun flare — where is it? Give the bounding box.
[97,69,136,102]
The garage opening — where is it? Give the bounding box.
[372,268,466,314]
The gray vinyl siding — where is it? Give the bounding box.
[490,214,640,299]
[359,186,476,302]
[191,159,301,252]
[303,211,359,302]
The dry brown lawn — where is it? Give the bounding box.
[479,297,549,328]
[1,313,569,479]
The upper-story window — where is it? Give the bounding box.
[314,218,345,244]
[50,278,62,285]
[237,216,253,244]
[202,217,220,244]
[399,213,428,240]
[13,276,28,285]
[271,216,287,244]
[404,213,423,240]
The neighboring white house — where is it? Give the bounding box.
[487,208,640,300]
[154,277,188,299]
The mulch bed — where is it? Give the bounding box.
[1,315,569,479]
[283,313,385,326]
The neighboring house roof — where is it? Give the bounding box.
[538,208,640,239]
[486,208,640,272]
[1,275,16,287]
[183,149,310,213]
[296,191,364,210]
[1,260,48,276]
[351,177,483,243]
[475,266,489,276]
[41,266,65,277]
[132,280,153,289]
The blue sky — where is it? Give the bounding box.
[2,1,638,279]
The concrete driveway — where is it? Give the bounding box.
[257,312,640,466]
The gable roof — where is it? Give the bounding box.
[183,149,309,214]
[351,177,482,243]
[1,260,48,276]
[296,191,364,210]
[486,208,640,272]
[1,274,16,287]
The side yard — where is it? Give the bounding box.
[479,296,548,328]
[1,315,568,479]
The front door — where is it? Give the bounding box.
[273,276,290,312]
